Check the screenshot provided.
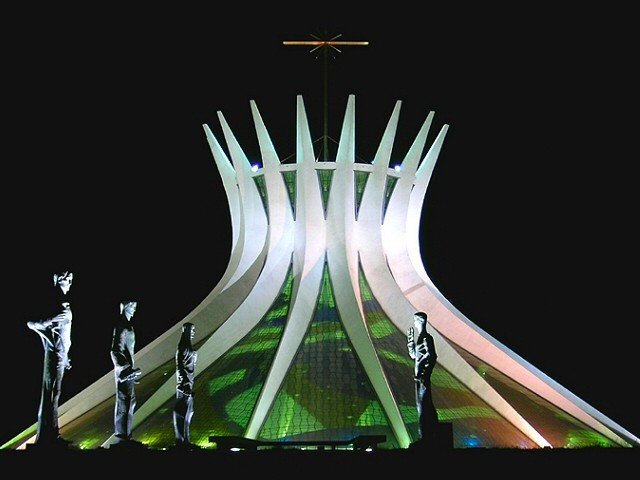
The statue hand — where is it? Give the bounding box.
[178,385,193,396]
[119,367,142,382]
[27,319,51,331]
[51,311,72,325]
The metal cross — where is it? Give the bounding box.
[284,34,369,161]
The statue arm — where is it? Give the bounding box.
[407,327,416,359]
[27,319,51,331]
[177,348,197,369]
[111,350,130,369]
[64,334,72,369]
[176,377,193,396]
[27,306,71,331]
[426,334,437,363]
[415,335,437,378]
[111,350,140,382]
[176,350,196,394]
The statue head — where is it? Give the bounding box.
[413,311,428,333]
[182,322,195,340]
[53,271,73,295]
[120,300,138,321]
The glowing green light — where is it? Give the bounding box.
[193,434,216,448]
[135,432,158,444]
[252,326,286,337]
[304,329,346,344]
[431,367,468,390]
[380,349,413,367]
[208,369,247,395]
[265,305,289,320]
[399,405,420,423]
[226,339,281,355]
[261,392,324,440]
[225,384,263,425]
[318,267,336,308]
[356,401,388,427]
[0,425,37,450]
[565,429,618,448]
[77,437,104,450]
[369,318,396,339]
[436,406,499,421]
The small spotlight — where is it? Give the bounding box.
[251,164,259,172]
[393,165,401,172]
[365,447,373,452]
[230,447,241,452]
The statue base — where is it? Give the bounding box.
[108,438,148,450]
[169,441,202,452]
[408,422,453,450]
[26,437,76,451]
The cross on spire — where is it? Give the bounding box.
[284,33,369,161]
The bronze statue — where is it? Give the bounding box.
[27,271,74,447]
[173,322,197,447]
[110,300,142,445]
[407,311,439,442]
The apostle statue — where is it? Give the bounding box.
[173,322,197,448]
[27,271,74,447]
[407,311,439,442]
[110,299,142,445]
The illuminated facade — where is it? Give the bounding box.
[4,95,638,450]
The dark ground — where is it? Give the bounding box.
[1,447,638,476]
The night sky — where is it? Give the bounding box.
[2,7,638,447]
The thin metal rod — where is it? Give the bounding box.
[283,35,368,161]
[323,46,329,161]
[283,41,369,46]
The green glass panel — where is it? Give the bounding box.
[259,261,395,446]
[354,170,370,220]
[356,401,388,427]
[382,176,398,222]
[281,170,296,220]
[208,369,247,395]
[316,170,334,219]
[225,384,263,429]
[261,392,324,439]
[253,175,269,221]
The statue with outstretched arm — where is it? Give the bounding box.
[27,271,74,447]
[173,322,197,447]
[407,311,439,442]
[110,300,142,444]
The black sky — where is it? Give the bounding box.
[2,7,638,446]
